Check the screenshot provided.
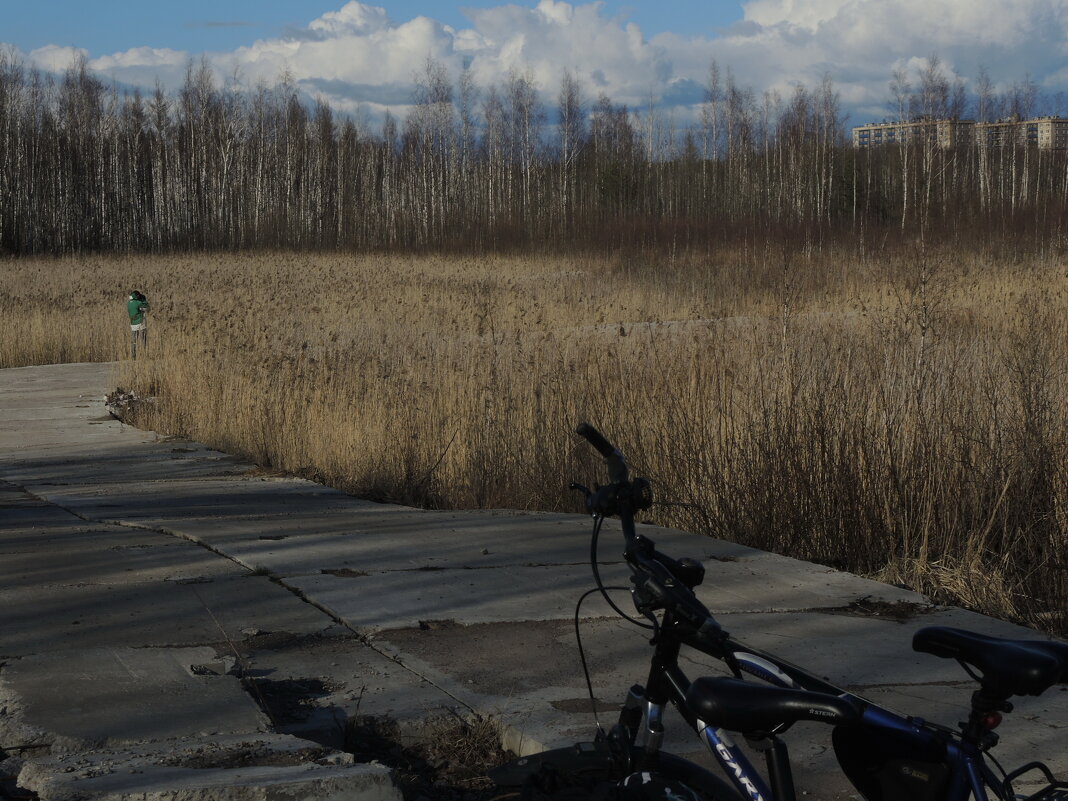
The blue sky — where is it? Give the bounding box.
[3,1,746,57]
[4,1,1067,128]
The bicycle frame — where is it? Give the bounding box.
[500,424,1068,801]
[627,602,1010,801]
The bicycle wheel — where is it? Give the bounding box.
[628,753,744,801]
[491,746,743,801]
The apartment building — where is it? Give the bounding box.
[852,118,974,149]
[1031,117,1068,149]
[853,117,1068,150]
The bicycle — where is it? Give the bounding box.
[490,423,1068,801]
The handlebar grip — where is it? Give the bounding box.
[576,423,619,458]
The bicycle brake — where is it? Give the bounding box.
[630,477,653,511]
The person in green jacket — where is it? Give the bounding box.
[127,290,150,357]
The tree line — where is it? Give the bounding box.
[1,51,1067,256]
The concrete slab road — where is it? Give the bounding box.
[1,362,1067,801]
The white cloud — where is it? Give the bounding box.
[28,45,89,73]
[215,6,466,110]
[460,0,672,104]
[92,47,188,71]
[7,0,1068,125]
[307,3,392,37]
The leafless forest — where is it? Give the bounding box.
[2,52,1067,256]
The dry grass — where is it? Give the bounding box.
[2,248,1065,634]
[344,712,512,799]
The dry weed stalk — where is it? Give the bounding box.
[2,248,1066,633]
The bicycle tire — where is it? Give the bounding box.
[491,746,742,801]
[638,752,745,801]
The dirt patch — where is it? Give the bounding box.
[378,618,629,698]
[243,466,291,478]
[163,741,335,769]
[209,630,516,799]
[238,629,312,650]
[248,677,345,726]
[821,597,934,623]
[243,673,515,799]
[418,619,461,631]
[344,714,515,801]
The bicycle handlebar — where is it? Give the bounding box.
[575,423,728,653]
[575,422,617,458]
[576,423,629,484]
[628,542,727,649]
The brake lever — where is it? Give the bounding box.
[629,585,662,642]
[569,482,594,514]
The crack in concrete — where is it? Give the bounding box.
[267,579,479,715]
[4,483,481,727]
[843,679,972,691]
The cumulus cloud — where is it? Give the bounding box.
[7,0,1068,125]
[725,0,1068,118]
[307,3,392,37]
[27,45,90,74]
[92,47,189,71]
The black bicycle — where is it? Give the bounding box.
[490,423,1068,801]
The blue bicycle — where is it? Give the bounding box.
[491,424,1068,801]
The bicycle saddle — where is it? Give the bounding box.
[913,626,1068,697]
[686,676,859,734]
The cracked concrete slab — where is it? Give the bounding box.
[2,532,244,589]
[2,646,269,746]
[4,361,1068,801]
[0,523,209,554]
[4,445,250,486]
[370,604,1068,796]
[15,734,401,801]
[281,540,925,636]
[288,563,624,633]
[23,476,364,522]
[0,573,336,658]
[0,363,485,800]
[0,503,90,536]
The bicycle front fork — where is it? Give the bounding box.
[613,683,668,773]
[620,682,796,801]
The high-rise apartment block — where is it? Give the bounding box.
[853,117,1068,150]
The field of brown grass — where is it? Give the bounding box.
[2,248,1065,634]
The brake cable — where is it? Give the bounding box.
[575,515,655,735]
[590,515,654,629]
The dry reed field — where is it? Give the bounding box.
[2,248,1066,634]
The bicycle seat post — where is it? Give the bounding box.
[962,688,1011,750]
[748,734,797,801]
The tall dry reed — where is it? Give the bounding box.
[2,248,1065,634]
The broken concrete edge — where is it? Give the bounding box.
[4,710,403,801]
[0,669,50,755]
[268,586,493,730]
[17,743,401,801]
[350,597,938,768]
[0,651,384,800]
[1,641,513,801]
[3,671,512,801]
[499,721,552,759]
